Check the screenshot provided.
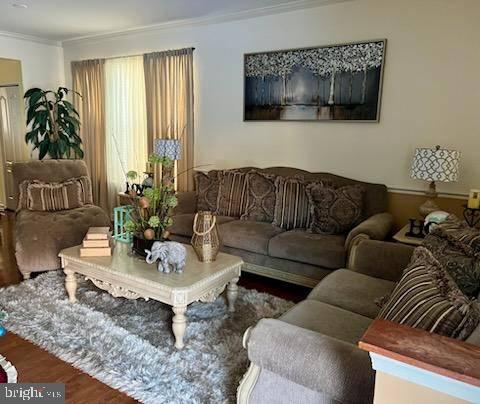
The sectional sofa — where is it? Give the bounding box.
[237,239,480,403]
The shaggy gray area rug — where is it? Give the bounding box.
[0,271,293,403]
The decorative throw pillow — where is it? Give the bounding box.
[273,176,314,230]
[17,176,93,211]
[216,170,249,217]
[27,180,83,211]
[241,171,277,222]
[423,217,480,298]
[378,247,480,340]
[76,176,94,205]
[430,215,480,255]
[306,184,364,235]
[194,171,220,212]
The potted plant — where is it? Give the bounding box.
[24,87,83,159]
[125,154,178,256]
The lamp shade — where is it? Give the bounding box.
[410,146,460,183]
[154,139,182,161]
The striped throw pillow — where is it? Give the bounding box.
[378,247,480,340]
[27,180,83,212]
[273,177,313,230]
[17,176,93,211]
[216,170,249,217]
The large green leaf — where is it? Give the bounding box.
[28,91,44,108]
[24,88,42,99]
[38,139,50,160]
[62,100,80,117]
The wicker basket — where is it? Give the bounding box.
[191,211,220,263]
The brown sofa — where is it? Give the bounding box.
[237,239,480,403]
[12,160,111,279]
[170,167,394,287]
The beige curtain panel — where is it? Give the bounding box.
[143,48,195,192]
[71,59,109,211]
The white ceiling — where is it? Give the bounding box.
[1,0,344,43]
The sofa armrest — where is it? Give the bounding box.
[246,318,375,403]
[345,213,394,252]
[174,191,197,214]
[348,239,414,282]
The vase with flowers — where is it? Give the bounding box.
[125,153,178,257]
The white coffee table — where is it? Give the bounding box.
[59,243,243,349]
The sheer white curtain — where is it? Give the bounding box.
[105,56,148,212]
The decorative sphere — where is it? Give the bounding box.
[139,197,149,209]
[424,211,450,233]
[0,326,7,337]
[144,228,155,240]
[162,230,170,240]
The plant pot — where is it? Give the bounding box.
[132,235,165,257]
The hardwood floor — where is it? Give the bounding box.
[0,211,309,402]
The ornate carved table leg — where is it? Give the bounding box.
[172,305,187,349]
[64,268,77,303]
[227,277,239,312]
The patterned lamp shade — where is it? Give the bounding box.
[410,146,460,183]
[154,139,182,161]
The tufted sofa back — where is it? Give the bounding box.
[12,160,90,204]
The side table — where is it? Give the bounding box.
[393,224,423,246]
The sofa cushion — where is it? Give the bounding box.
[280,300,372,344]
[308,269,396,318]
[216,170,249,217]
[306,183,364,235]
[241,171,277,223]
[219,220,284,255]
[194,171,220,212]
[378,247,480,340]
[169,213,235,238]
[268,229,346,269]
[15,205,111,272]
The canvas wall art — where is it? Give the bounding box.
[244,40,386,122]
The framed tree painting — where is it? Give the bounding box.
[244,39,386,122]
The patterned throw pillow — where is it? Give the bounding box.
[216,170,249,217]
[27,180,83,211]
[194,171,220,212]
[422,215,480,297]
[378,247,480,340]
[17,176,93,211]
[241,171,277,222]
[273,177,313,230]
[306,184,364,234]
[431,215,480,255]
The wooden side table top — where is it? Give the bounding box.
[393,224,424,246]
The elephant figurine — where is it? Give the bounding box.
[145,241,187,273]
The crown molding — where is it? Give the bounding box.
[62,0,353,46]
[0,30,61,47]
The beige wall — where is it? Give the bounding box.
[63,0,480,197]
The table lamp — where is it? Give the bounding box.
[410,145,460,216]
[155,139,182,161]
[154,139,182,188]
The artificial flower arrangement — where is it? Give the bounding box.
[124,153,178,254]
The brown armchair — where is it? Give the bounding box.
[12,160,111,279]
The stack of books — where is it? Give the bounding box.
[80,227,112,257]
